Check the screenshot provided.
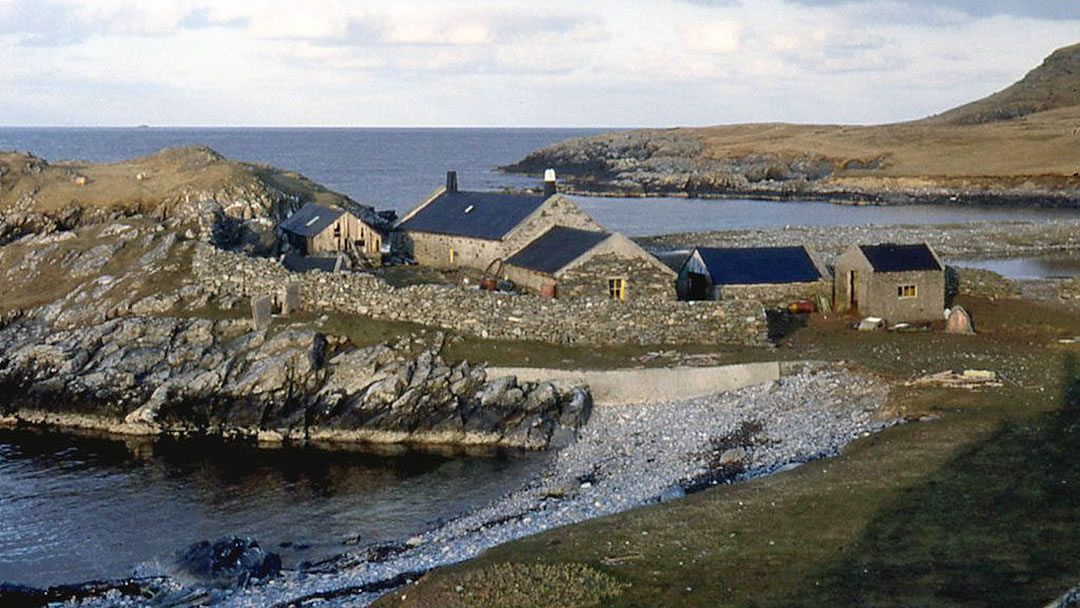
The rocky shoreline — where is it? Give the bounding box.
[45,361,895,607]
[0,317,591,451]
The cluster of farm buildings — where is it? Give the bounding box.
[277,171,946,324]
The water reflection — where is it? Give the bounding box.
[0,428,547,588]
[950,254,1080,279]
[572,196,1080,236]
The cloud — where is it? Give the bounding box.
[787,0,1080,21]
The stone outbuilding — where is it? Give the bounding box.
[279,202,385,258]
[833,242,945,322]
[501,226,677,300]
[675,246,831,306]
[393,171,602,272]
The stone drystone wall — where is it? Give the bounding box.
[719,280,831,308]
[193,245,768,346]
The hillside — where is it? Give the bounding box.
[504,43,1080,205]
[0,145,383,249]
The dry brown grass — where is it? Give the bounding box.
[0,145,354,214]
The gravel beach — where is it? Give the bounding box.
[90,362,896,607]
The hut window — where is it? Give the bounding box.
[898,284,917,298]
[449,247,456,264]
[608,277,626,300]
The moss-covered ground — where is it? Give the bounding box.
[371,294,1080,607]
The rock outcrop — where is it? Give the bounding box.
[0,317,591,450]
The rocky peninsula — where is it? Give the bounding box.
[502,43,1080,207]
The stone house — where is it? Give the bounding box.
[833,242,945,322]
[675,246,831,306]
[501,226,677,299]
[393,171,603,272]
[279,202,385,257]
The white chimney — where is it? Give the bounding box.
[543,169,556,198]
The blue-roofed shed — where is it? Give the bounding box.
[676,246,830,304]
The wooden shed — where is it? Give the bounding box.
[675,246,830,306]
[833,242,945,322]
[279,202,384,257]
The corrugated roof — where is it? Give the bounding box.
[398,191,548,241]
[692,246,823,285]
[859,243,941,272]
[279,203,344,238]
[506,226,611,275]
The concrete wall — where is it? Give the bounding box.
[487,361,781,405]
[194,245,770,346]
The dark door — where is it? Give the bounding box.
[688,272,710,300]
[849,270,858,309]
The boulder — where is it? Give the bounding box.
[173,537,281,589]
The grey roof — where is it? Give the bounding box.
[279,203,344,238]
[859,244,941,273]
[506,226,612,275]
[398,191,548,241]
[690,246,823,285]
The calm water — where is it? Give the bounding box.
[2,127,1078,588]
[951,254,1080,279]
[0,429,547,587]
[3,127,1078,234]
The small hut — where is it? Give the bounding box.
[675,246,830,306]
[833,243,945,322]
[501,226,676,299]
[279,202,384,257]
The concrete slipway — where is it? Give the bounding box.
[487,361,781,405]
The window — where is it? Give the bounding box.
[898,284,917,298]
[608,277,626,300]
[449,247,456,264]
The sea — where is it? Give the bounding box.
[1,127,1079,588]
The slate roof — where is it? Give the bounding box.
[859,243,941,273]
[279,203,344,238]
[691,246,823,285]
[506,226,612,275]
[282,253,340,273]
[398,191,548,241]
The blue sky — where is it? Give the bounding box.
[1,0,1077,127]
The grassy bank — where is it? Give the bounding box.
[372,294,1080,607]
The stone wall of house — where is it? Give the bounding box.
[192,244,768,346]
[719,279,831,308]
[558,253,676,300]
[396,231,502,271]
[501,195,605,254]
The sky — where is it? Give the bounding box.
[1,0,1078,127]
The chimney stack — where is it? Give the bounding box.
[446,171,458,193]
[543,169,556,198]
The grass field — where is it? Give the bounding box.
[372,294,1080,607]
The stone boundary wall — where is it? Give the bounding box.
[193,245,769,346]
[488,361,781,405]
